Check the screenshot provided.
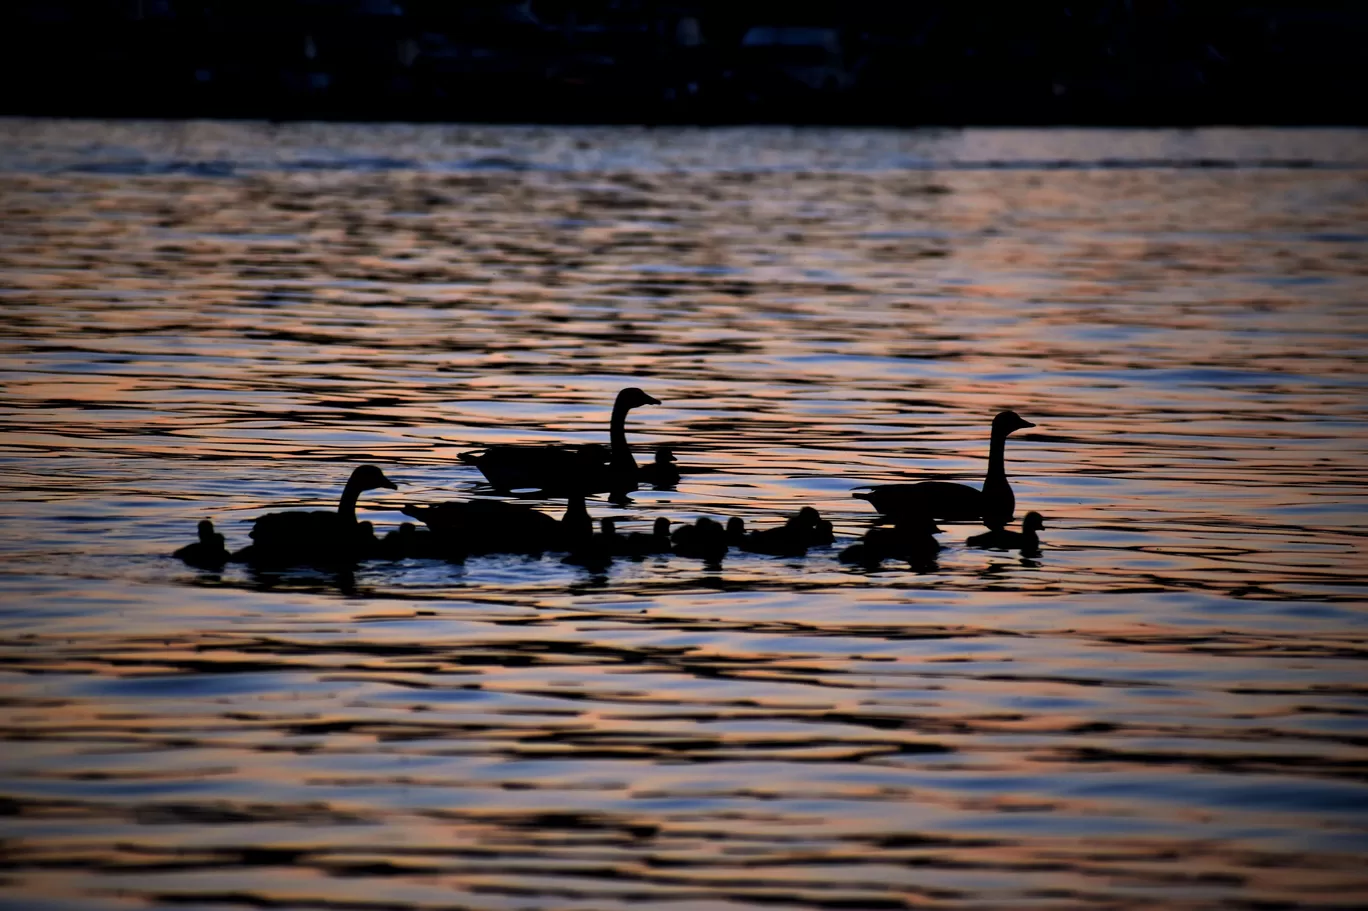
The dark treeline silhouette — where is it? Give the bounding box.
[3,0,1364,125]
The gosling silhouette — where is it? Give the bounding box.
[855,410,1035,529]
[839,514,942,567]
[727,507,835,557]
[636,446,681,488]
[967,511,1045,553]
[562,515,621,569]
[460,387,660,495]
[231,465,397,567]
[174,519,230,569]
[670,516,729,562]
[606,516,673,557]
[377,521,446,560]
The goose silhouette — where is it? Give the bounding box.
[967,511,1045,552]
[231,465,397,567]
[401,495,583,556]
[460,387,660,495]
[855,411,1035,529]
[839,514,942,566]
[727,507,834,557]
[174,519,231,569]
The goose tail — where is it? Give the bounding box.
[458,450,485,466]
[852,489,874,502]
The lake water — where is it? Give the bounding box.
[1,120,1366,910]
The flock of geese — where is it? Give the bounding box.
[175,387,1045,572]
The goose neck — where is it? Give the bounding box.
[609,401,635,470]
[337,478,362,523]
[986,430,1008,480]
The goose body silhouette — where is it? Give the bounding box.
[855,411,1035,529]
[401,496,572,556]
[967,512,1045,552]
[839,514,942,566]
[174,519,231,569]
[232,465,397,566]
[460,387,660,494]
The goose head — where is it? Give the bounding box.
[600,517,619,536]
[616,387,661,410]
[653,517,671,537]
[653,447,677,464]
[350,464,398,491]
[725,516,746,542]
[1022,512,1045,533]
[992,410,1036,436]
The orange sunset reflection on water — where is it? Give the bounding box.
[0,120,1366,910]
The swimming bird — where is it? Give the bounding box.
[401,497,566,556]
[459,387,661,494]
[967,512,1045,552]
[839,514,942,566]
[231,465,397,567]
[608,516,673,556]
[562,515,624,569]
[174,519,231,569]
[727,507,835,557]
[670,516,729,562]
[637,446,681,488]
[854,411,1035,529]
[378,522,447,560]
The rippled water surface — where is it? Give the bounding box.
[2,120,1367,910]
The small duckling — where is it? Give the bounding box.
[637,447,681,488]
[614,517,673,556]
[174,519,230,569]
[840,514,942,566]
[670,516,729,561]
[728,507,834,557]
[562,516,617,569]
[731,516,807,557]
[793,506,834,547]
[378,521,452,560]
[967,512,1045,552]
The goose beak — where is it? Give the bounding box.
[1019,418,1036,429]
[380,477,398,490]
[644,394,661,406]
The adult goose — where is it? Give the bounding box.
[967,512,1045,552]
[231,465,397,567]
[460,387,661,494]
[854,411,1035,530]
[401,496,573,556]
[839,514,942,567]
